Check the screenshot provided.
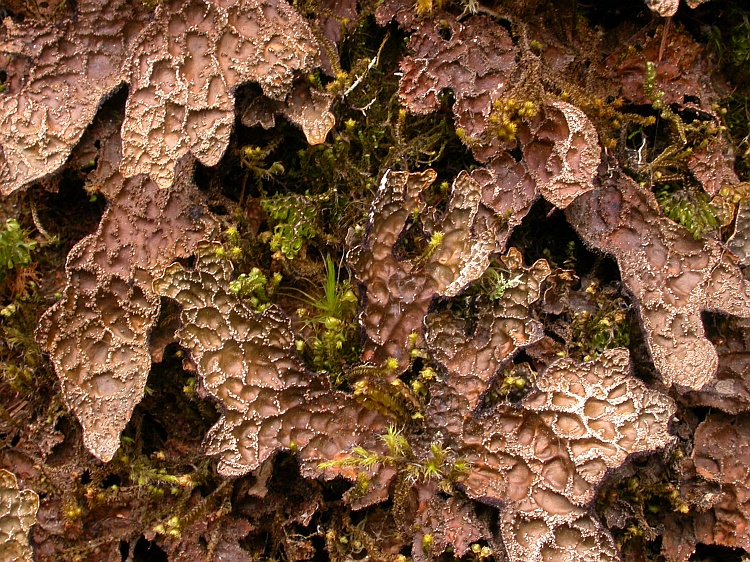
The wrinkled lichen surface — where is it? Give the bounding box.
[0,469,38,562]
[1,0,750,561]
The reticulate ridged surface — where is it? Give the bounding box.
[425,248,551,434]
[518,101,601,209]
[688,413,750,551]
[120,0,321,188]
[614,21,719,112]
[153,245,384,477]
[729,196,750,266]
[0,0,146,195]
[644,0,680,16]
[398,15,599,213]
[644,0,710,17]
[241,82,335,146]
[0,470,39,562]
[567,172,750,390]
[459,349,675,562]
[2,1,747,559]
[348,169,498,372]
[412,493,489,561]
[36,135,218,462]
[0,0,325,193]
[399,14,517,161]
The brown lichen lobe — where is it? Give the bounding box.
[37,133,218,462]
[415,495,489,560]
[459,349,675,562]
[567,172,750,390]
[153,244,383,477]
[0,469,39,562]
[729,194,750,266]
[0,0,145,194]
[241,82,335,146]
[2,5,740,561]
[686,413,750,552]
[644,0,681,16]
[120,0,324,188]
[349,168,498,371]
[398,14,599,202]
[0,0,328,194]
[520,100,601,210]
[398,14,516,153]
[425,247,551,434]
[397,14,600,261]
[644,0,710,17]
[22,0,338,463]
[344,170,675,562]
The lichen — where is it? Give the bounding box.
[2,1,750,560]
[424,247,551,434]
[684,413,750,553]
[330,348,675,562]
[567,171,750,390]
[0,469,39,562]
[348,168,498,372]
[644,0,710,17]
[0,0,327,193]
[36,129,218,462]
[152,243,384,477]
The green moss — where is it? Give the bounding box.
[319,424,468,492]
[655,183,719,240]
[0,290,49,396]
[0,219,36,281]
[229,267,281,311]
[564,282,632,362]
[614,61,726,238]
[596,449,690,557]
[290,255,360,383]
[488,98,539,143]
[721,93,750,179]
[482,363,537,406]
[709,7,750,83]
[261,192,329,261]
